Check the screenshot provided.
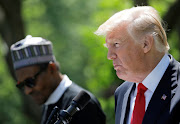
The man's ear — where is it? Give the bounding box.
[47,62,57,73]
[142,35,154,53]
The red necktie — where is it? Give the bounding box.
[131,83,147,124]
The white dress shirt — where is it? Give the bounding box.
[126,54,170,124]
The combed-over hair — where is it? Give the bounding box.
[95,6,170,53]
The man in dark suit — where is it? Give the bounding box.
[10,35,106,124]
[95,6,180,124]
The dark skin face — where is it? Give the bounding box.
[15,63,62,105]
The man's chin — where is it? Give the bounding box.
[32,97,44,105]
[36,101,44,105]
[116,71,126,80]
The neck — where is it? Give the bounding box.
[131,49,165,83]
[56,73,64,84]
[51,72,64,91]
[138,51,165,82]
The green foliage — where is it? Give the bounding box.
[0,0,180,124]
[168,31,180,60]
[151,0,176,15]
[100,96,115,124]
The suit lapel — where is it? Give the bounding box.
[143,55,178,124]
[120,83,135,124]
[142,75,171,124]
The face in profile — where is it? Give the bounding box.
[105,24,146,82]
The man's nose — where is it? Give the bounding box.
[24,86,33,95]
[107,49,116,60]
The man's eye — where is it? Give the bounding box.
[114,43,120,47]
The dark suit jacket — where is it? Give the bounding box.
[115,55,180,124]
[43,82,106,124]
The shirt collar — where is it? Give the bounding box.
[44,75,72,105]
[141,54,170,92]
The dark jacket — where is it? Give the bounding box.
[44,83,106,124]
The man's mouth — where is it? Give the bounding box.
[113,64,121,70]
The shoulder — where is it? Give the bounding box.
[63,82,105,112]
[67,82,101,105]
[168,54,180,71]
[67,83,106,124]
[114,81,134,97]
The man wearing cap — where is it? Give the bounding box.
[10,35,106,124]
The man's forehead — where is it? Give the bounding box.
[15,65,40,81]
[106,29,128,43]
[16,65,39,74]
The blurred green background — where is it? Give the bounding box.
[0,0,179,123]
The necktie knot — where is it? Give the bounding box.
[137,83,147,94]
